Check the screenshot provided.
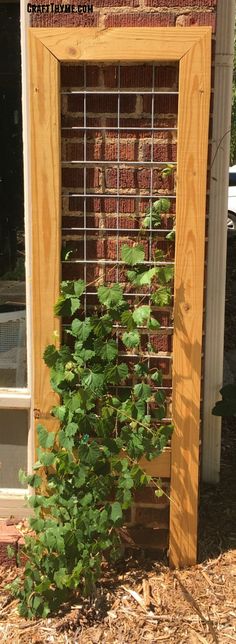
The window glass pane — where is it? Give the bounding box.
[0,3,26,387]
[0,410,28,488]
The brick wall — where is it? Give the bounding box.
[30,1,217,552]
[30,0,217,31]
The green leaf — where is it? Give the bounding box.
[60,280,75,295]
[7,545,15,559]
[157,266,174,284]
[37,425,55,449]
[153,198,170,213]
[128,267,157,286]
[155,249,165,262]
[166,229,175,241]
[133,305,150,325]
[26,473,42,488]
[94,339,118,361]
[97,284,124,307]
[54,569,69,590]
[122,330,140,348]
[65,422,78,437]
[71,297,81,315]
[155,488,164,498]
[155,390,165,404]
[74,280,85,297]
[133,383,152,401]
[54,295,72,317]
[51,405,67,421]
[91,315,113,338]
[151,370,163,384]
[121,243,145,266]
[148,317,161,330]
[18,468,29,486]
[81,369,104,395]
[37,450,56,467]
[58,430,75,451]
[110,501,123,524]
[71,318,92,341]
[121,310,135,331]
[104,363,129,385]
[43,345,59,367]
[152,286,172,306]
[134,362,148,377]
[143,209,161,229]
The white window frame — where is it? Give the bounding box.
[0,1,33,496]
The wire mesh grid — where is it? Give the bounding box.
[61,62,178,394]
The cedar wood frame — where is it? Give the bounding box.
[29,27,211,567]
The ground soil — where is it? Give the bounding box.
[0,241,235,643]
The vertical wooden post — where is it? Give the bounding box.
[29,33,61,437]
[169,32,211,566]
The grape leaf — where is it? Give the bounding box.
[43,345,59,367]
[122,330,140,348]
[95,339,118,361]
[121,243,145,266]
[37,425,55,449]
[110,502,123,524]
[97,284,124,307]
[104,363,129,385]
[133,383,152,400]
[152,286,172,306]
[133,305,150,325]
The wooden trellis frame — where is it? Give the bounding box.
[29,27,211,567]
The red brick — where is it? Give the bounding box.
[120,65,153,88]
[176,12,216,31]
[149,333,172,352]
[121,526,168,550]
[86,94,118,114]
[67,95,84,113]
[134,506,169,528]
[86,65,102,87]
[61,64,84,88]
[65,142,84,161]
[93,0,139,5]
[120,95,137,114]
[134,485,170,504]
[142,142,177,162]
[31,13,99,27]
[104,167,173,191]
[61,115,84,129]
[153,94,178,115]
[105,13,175,28]
[62,167,101,189]
[63,263,101,282]
[146,0,216,5]
[155,65,178,90]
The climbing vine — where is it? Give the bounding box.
[9,201,174,619]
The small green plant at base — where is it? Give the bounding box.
[9,232,174,619]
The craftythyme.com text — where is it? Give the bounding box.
[27,3,93,13]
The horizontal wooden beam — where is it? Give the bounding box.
[30,27,212,62]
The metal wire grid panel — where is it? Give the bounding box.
[61,62,178,415]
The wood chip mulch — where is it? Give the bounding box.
[0,547,235,643]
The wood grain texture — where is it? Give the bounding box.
[29,32,61,438]
[29,27,211,62]
[169,31,211,567]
